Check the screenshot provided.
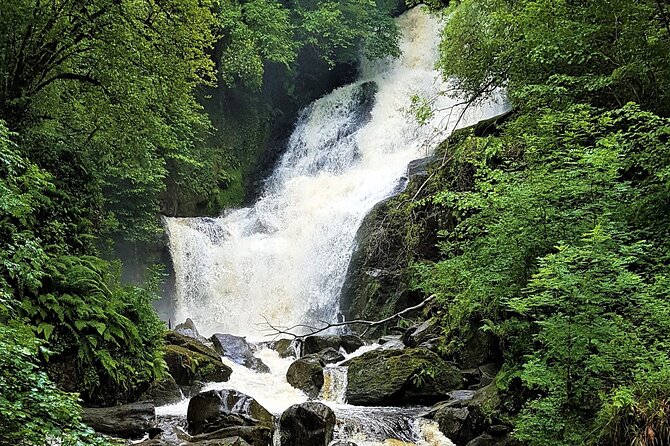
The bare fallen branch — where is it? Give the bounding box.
[257,294,436,339]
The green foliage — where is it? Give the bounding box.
[438,0,670,114]
[1,121,164,407]
[0,323,110,446]
[407,100,670,444]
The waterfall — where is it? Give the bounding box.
[164,7,507,338]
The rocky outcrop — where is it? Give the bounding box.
[187,389,273,445]
[164,332,232,387]
[345,348,463,405]
[339,111,513,340]
[286,354,326,398]
[279,402,336,446]
[141,374,182,406]
[211,333,270,373]
[427,383,514,446]
[302,334,364,355]
[316,347,345,364]
[82,401,155,438]
[175,318,209,344]
[274,338,297,358]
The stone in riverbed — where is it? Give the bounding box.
[82,400,155,438]
[345,347,463,406]
[141,373,183,406]
[187,389,274,436]
[279,402,336,446]
[302,334,364,355]
[174,318,209,344]
[317,347,345,364]
[274,338,296,358]
[286,354,325,398]
[164,344,232,386]
[210,333,271,373]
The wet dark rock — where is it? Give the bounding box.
[164,344,232,387]
[82,400,155,438]
[142,374,183,406]
[466,432,519,446]
[458,329,497,369]
[434,407,485,446]
[187,389,274,437]
[331,442,358,446]
[402,319,441,349]
[478,363,500,388]
[165,331,221,361]
[431,384,506,446]
[345,347,463,405]
[175,318,208,344]
[279,402,336,446]
[274,338,296,358]
[191,426,272,446]
[407,156,436,180]
[303,334,364,355]
[286,354,325,398]
[211,333,271,373]
[317,347,345,364]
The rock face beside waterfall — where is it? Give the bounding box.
[340,113,513,341]
[211,333,271,373]
[279,402,336,446]
[345,347,463,405]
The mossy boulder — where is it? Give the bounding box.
[164,332,232,386]
[286,354,325,398]
[345,347,463,405]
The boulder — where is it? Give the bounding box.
[303,335,364,355]
[174,318,209,344]
[402,319,441,349]
[164,344,232,387]
[191,426,272,446]
[433,384,507,446]
[434,407,485,446]
[331,443,358,446]
[345,348,463,405]
[457,330,497,369]
[211,333,270,373]
[274,338,297,358]
[279,402,336,446]
[82,401,155,438]
[187,389,274,436]
[466,432,518,446]
[286,354,325,398]
[317,347,345,364]
[165,331,220,361]
[142,374,183,406]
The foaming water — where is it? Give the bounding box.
[164,7,507,338]
[156,347,306,417]
[156,343,454,445]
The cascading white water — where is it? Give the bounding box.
[165,7,507,338]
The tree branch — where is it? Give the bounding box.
[258,294,436,339]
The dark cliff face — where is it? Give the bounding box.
[340,111,514,336]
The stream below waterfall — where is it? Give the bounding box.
[162,6,507,446]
